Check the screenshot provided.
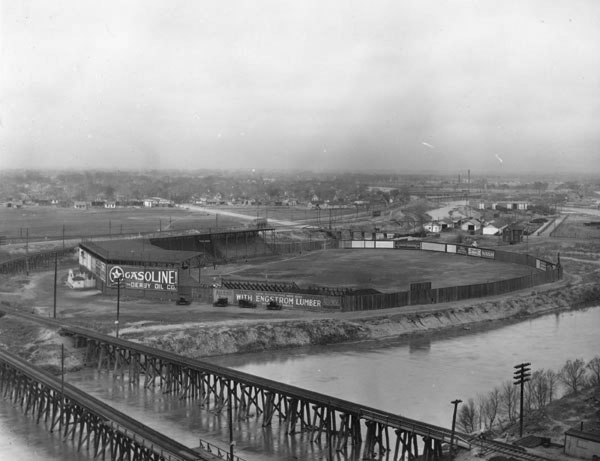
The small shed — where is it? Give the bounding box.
[503,224,524,244]
[424,221,443,233]
[564,423,600,460]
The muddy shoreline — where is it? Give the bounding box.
[128,280,600,359]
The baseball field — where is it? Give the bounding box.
[224,248,535,292]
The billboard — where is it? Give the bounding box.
[107,265,178,292]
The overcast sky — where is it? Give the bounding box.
[1,1,599,173]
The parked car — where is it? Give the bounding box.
[266,300,282,310]
[175,296,191,305]
[238,299,257,308]
[213,297,229,307]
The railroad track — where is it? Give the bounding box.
[466,436,555,461]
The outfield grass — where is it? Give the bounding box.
[228,248,535,292]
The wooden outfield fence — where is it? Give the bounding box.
[340,240,561,312]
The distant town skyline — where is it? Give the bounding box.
[1,1,599,173]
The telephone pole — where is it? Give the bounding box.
[513,362,531,438]
[450,399,462,458]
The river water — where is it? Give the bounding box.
[2,306,599,460]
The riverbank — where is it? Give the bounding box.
[123,279,599,359]
[1,267,599,370]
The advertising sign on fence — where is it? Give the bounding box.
[536,259,547,271]
[446,244,457,254]
[213,288,340,309]
[421,242,446,252]
[456,245,468,255]
[107,265,178,291]
[394,240,421,249]
[467,247,482,257]
[481,249,495,259]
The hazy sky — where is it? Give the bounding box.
[1,1,599,173]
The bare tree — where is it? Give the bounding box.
[480,387,501,430]
[545,369,559,402]
[501,380,519,423]
[560,359,588,394]
[587,356,600,387]
[530,369,550,410]
[457,398,478,433]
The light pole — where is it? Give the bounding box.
[450,399,462,458]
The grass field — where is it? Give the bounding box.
[552,214,600,240]
[0,206,244,240]
[226,248,535,292]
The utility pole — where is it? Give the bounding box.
[116,278,122,339]
[53,253,58,319]
[450,399,462,458]
[25,228,29,275]
[513,363,531,438]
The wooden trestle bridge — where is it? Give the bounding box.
[57,324,471,461]
[0,347,219,461]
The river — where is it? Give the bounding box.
[1,306,599,460]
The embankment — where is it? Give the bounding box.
[132,281,600,359]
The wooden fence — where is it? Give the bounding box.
[340,241,561,312]
[0,247,76,275]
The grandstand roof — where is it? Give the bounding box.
[80,239,201,264]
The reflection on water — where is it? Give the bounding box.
[408,336,431,354]
[1,306,599,460]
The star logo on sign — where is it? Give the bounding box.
[109,266,125,283]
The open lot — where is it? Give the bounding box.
[0,206,244,240]
[226,248,535,292]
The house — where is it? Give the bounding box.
[73,201,87,210]
[424,221,443,233]
[105,201,117,209]
[564,423,600,460]
[460,219,481,232]
[482,223,501,236]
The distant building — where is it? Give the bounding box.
[144,197,173,207]
[502,224,524,244]
[73,201,87,210]
[423,221,443,233]
[460,219,481,232]
[482,223,502,236]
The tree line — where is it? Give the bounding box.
[457,356,599,434]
